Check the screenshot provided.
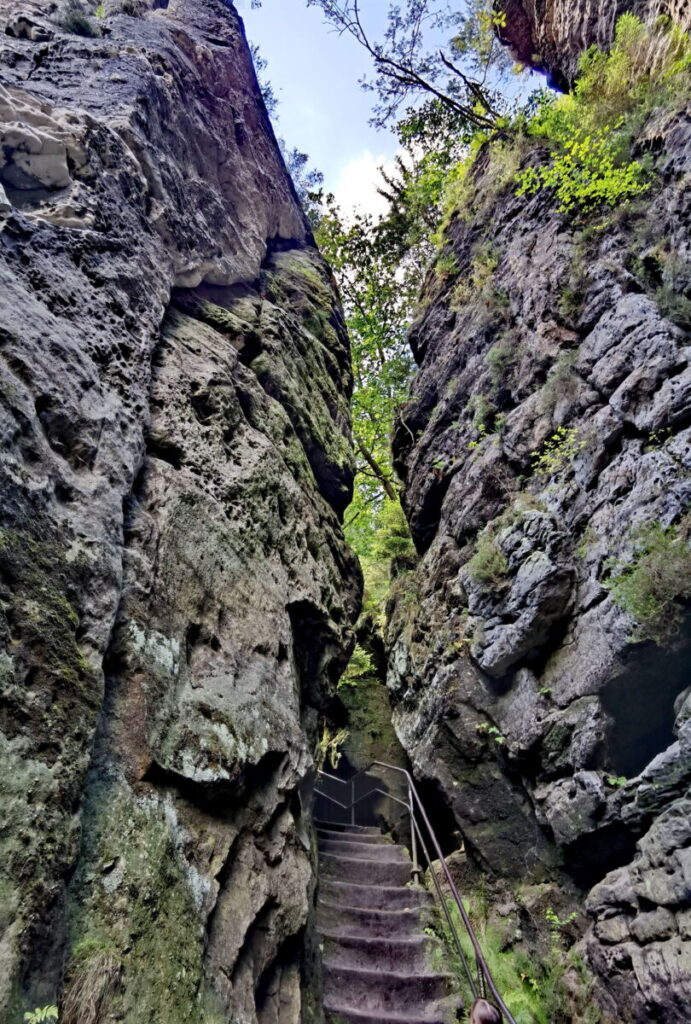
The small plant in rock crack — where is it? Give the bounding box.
[644,427,672,452]
[605,774,627,788]
[434,250,460,280]
[466,529,509,591]
[314,724,350,770]
[546,907,577,939]
[605,518,691,642]
[475,721,506,745]
[466,426,489,452]
[25,1009,58,1024]
[60,0,102,36]
[531,426,586,477]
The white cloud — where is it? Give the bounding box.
[330,149,403,221]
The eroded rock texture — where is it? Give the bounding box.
[388,26,690,1024]
[497,0,691,87]
[0,2,359,1021]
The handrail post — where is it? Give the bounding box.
[409,783,420,884]
[314,761,518,1024]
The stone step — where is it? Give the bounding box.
[324,996,460,1024]
[320,852,412,887]
[324,963,456,1015]
[319,838,408,861]
[317,902,425,939]
[317,818,462,1024]
[315,820,385,835]
[321,932,436,972]
[317,827,393,845]
[319,879,432,911]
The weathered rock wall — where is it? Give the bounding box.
[0,2,359,1021]
[496,0,691,87]
[387,19,690,1024]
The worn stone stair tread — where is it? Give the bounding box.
[317,904,427,939]
[319,879,432,910]
[320,853,412,886]
[321,932,434,971]
[324,961,455,996]
[323,999,457,1024]
[319,838,409,861]
[317,827,393,845]
[317,822,461,1023]
[315,821,385,834]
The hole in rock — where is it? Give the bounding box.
[146,433,184,469]
[415,775,465,860]
[602,616,691,778]
[255,929,304,1024]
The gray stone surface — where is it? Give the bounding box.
[386,18,691,1021]
[496,0,691,88]
[0,2,359,1021]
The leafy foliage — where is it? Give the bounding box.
[59,0,101,35]
[303,0,509,130]
[339,643,375,688]
[531,426,586,477]
[515,15,690,212]
[606,519,691,642]
[314,196,417,585]
[314,724,350,770]
[516,122,649,212]
[25,1010,59,1024]
[475,721,506,745]
[432,896,565,1024]
[466,530,508,590]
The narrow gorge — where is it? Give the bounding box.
[0,2,689,1024]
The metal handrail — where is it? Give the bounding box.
[314,759,518,1024]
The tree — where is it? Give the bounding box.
[315,196,416,549]
[304,0,510,129]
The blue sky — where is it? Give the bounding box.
[236,0,403,214]
[236,1,540,215]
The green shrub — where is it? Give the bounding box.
[540,350,579,413]
[435,250,460,280]
[432,898,550,1024]
[371,498,415,561]
[339,643,375,688]
[516,15,691,213]
[531,426,586,477]
[486,336,519,392]
[466,393,494,433]
[60,0,101,35]
[516,123,649,212]
[606,519,691,642]
[24,1010,58,1024]
[466,531,509,591]
[656,284,691,329]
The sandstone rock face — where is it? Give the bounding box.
[387,89,691,1024]
[496,0,691,87]
[0,2,359,1021]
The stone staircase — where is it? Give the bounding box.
[316,820,461,1024]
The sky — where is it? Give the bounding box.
[236,0,404,217]
[235,1,540,218]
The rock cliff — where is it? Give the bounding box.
[0,2,359,1021]
[496,0,691,87]
[388,4,690,1021]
